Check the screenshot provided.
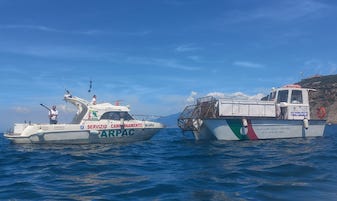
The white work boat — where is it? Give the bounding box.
[5,92,164,144]
[178,85,327,140]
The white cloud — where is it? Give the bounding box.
[0,43,201,71]
[186,91,198,103]
[12,106,30,113]
[184,90,267,107]
[233,61,264,69]
[58,104,77,113]
[126,56,201,71]
[247,93,266,100]
[0,24,152,36]
[303,59,337,76]
[206,92,226,99]
[271,0,328,21]
[1,44,95,59]
[187,55,201,62]
[175,44,201,52]
[0,24,60,32]
[327,62,337,75]
[206,91,265,100]
[222,0,329,24]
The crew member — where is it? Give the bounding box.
[92,95,97,105]
[49,105,58,124]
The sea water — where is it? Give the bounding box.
[0,127,337,201]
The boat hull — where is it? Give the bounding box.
[203,118,326,140]
[4,124,163,144]
[192,123,216,140]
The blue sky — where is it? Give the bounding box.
[1,0,337,131]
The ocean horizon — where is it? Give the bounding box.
[1,126,337,200]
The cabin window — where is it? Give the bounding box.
[291,90,303,104]
[277,90,288,103]
[269,91,276,101]
[100,112,134,120]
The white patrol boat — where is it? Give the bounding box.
[5,92,164,144]
[178,84,327,140]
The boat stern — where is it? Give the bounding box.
[4,123,31,143]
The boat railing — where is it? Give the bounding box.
[197,98,218,119]
[197,96,217,104]
[178,97,219,131]
[177,105,198,131]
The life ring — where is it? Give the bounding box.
[317,106,326,119]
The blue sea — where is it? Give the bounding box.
[1,126,337,201]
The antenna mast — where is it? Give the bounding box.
[88,80,92,93]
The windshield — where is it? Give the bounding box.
[277,90,289,103]
[100,111,134,120]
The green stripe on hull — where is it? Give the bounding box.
[226,119,248,140]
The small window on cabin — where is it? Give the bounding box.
[269,92,276,101]
[291,90,303,104]
[277,90,288,103]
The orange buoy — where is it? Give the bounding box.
[317,106,326,119]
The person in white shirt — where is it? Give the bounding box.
[91,95,97,105]
[49,105,58,124]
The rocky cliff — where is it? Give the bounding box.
[296,74,337,123]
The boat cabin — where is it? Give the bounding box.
[64,93,134,124]
[217,84,312,120]
[271,85,311,120]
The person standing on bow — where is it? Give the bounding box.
[49,105,58,124]
[91,95,97,105]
